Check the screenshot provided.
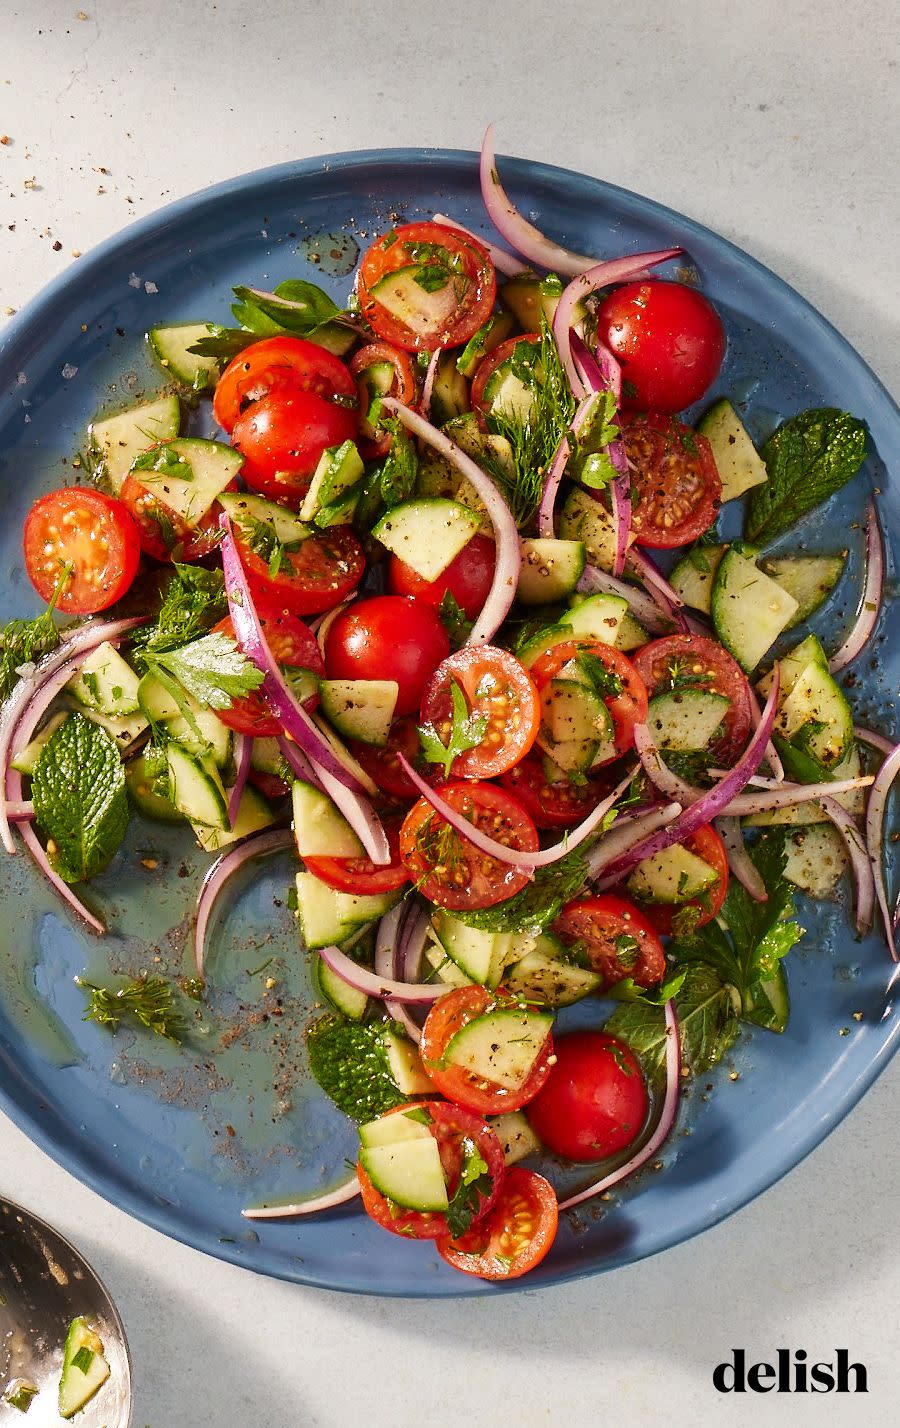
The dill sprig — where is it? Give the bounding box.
[78,975,185,1042]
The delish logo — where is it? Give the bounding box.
[713,1349,868,1394]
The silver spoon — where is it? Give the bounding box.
[0,1198,132,1425]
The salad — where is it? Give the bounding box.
[0,128,896,1284]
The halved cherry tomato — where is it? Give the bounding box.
[347,716,433,802]
[623,413,721,548]
[357,1100,505,1241]
[211,611,323,737]
[421,985,554,1116]
[304,820,409,895]
[630,632,752,765]
[436,1167,558,1280]
[387,534,496,622]
[627,824,729,935]
[553,893,666,989]
[419,646,540,780]
[596,279,726,413]
[234,522,365,618]
[323,595,450,717]
[23,487,140,615]
[528,639,648,759]
[470,333,540,429]
[349,341,418,459]
[356,222,496,353]
[525,1031,649,1162]
[247,768,290,803]
[500,754,627,830]
[399,781,538,911]
[232,387,358,506]
[212,335,357,433]
[119,474,228,564]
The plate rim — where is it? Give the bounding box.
[0,146,898,1298]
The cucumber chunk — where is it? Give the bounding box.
[483,367,536,423]
[89,394,181,494]
[359,1136,449,1211]
[58,1317,110,1420]
[432,911,516,989]
[443,1007,554,1090]
[559,486,620,573]
[292,780,364,858]
[10,712,68,774]
[774,658,853,769]
[517,538,586,605]
[131,436,243,526]
[359,1110,433,1150]
[423,937,472,986]
[742,740,863,826]
[147,322,221,390]
[219,490,312,545]
[560,592,629,645]
[78,706,148,749]
[489,1110,542,1165]
[415,416,513,533]
[192,785,275,852]
[166,745,228,829]
[646,689,730,751]
[503,933,601,1007]
[298,440,364,523]
[125,751,184,823]
[294,871,399,950]
[759,553,846,624]
[319,679,399,747]
[627,843,720,905]
[783,825,848,897]
[385,1031,435,1094]
[428,350,470,425]
[456,311,516,378]
[373,497,481,581]
[669,543,727,615]
[165,707,231,767]
[615,611,650,652]
[316,956,369,1020]
[369,265,459,337]
[67,641,141,716]
[711,545,799,672]
[697,398,769,502]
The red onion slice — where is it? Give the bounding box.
[375,905,424,1042]
[747,684,785,783]
[566,332,630,572]
[3,800,34,821]
[723,775,873,818]
[863,740,900,961]
[228,733,252,827]
[819,796,875,936]
[480,125,596,277]
[558,1000,680,1211]
[18,820,105,934]
[829,500,884,675]
[399,902,432,985]
[627,548,685,611]
[854,725,894,758]
[536,393,603,539]
[242,1175,361,1220]
[277,735,322,789]
[309,756,391,866]
[398,754,632,871]
[715,815,767,902]
[594,676,779,886]
[634,725,705,803]
[432,212,526,277]
[577,563,671,634]
[317,942,448,1004]
[381,399,520,645]
[419,347,442,422]
[195,828,294,978]
[585,803,683,881]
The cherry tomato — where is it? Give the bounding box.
[500,754,627,831]
[247,768,290,803]
[357,1101,505,1241]
[436,1168,558,1281]
[421,985,554,1116]
[232,387,358,505]
[623,413,721,549]
[356,222,496,353]
[118,474,228,564]
[347,716,433,803]
[212,335,357,434]
[470,333,540,429]
[419,646,540,780]
[627,824,729,935]
[596,280,726,413]
[528,639,648,759]
[399,781,538,911]
[304,820,409,896]
[630,632,752,765]
[23,487,140,615]
[234,522,365,618]
[553,894,666,990]
[387,534,496,622]
[323,595,449,717]
[525,1030,649,1162]
[211,612,323,736]
[349,341,418,459]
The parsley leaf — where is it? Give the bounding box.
[744,408,867,544]
[417,680,488,778]
[78,975,185,1041]
[306,1016,408,1122]
[144,631,264,711]
[0,563,71,703]
[605,962,739,1085]
[130,564,228,662]
[437,590,473,643]
[31,712,129,883]
[131,443,194,482]
[444,1137,494,1238]
[231,281,341,336]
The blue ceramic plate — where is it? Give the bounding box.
[0,150,897,1297]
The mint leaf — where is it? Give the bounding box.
[453,847,592,936]
[444,1137,493,1239]
[744,408,867,544]
[606,962,739,1083]
[146,631,264,710]
[306,1016,407,1122]
[418,680,488,777]
[31,712,129,882]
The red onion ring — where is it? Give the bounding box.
[419,347,442,423]
[585,803,683,881]
[18,817,105,934]
[829,500,884,674]
[854,725,894,758]
[317,942,448,1004]
[536,393,604,539]
[747,684,785,783]
[723,775,873,818]
[400,903,432,985]
[864,740,900,961]
[818,796,875,936]
[242,1175,361,1219]
[313,596,355,659]
[479,125,596,277]
[398,756,633,871]
[228,733,252,827]
[309,755,390,866]
[566,335,630,573]
[381,399,520,646]
[432,212,526,277]
[715,815,767,902]
[2,800,33,821]
[277,735,323,789]
[194,828,293,978]
[576,563,671,634]
[374,904,418,1037]
[558,1000,680,1211]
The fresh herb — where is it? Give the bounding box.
[0,563,71,704]
[3,1379,38,1413]
[131,564,228,662]
[444,1137,493,1238]
[606,962,739,1083]
[143,631,264,711]
[418,680,488,778]
[306,1016,408,1122]
[71,1346,95,1374]
[131,443,194,483]
[231,280,342,336]
[570,388,621,491]
[186,325,258,364]
[576,650,624,699]
[744,408,867,544]
[414,263,455,294]
[437,589,473,643]
[401,1105,433,1127]
[379,420,419,509]
[79,975,185,1041]
[239,514,306,580]
[606,968,687,1005]
[31,713,129,883]
[453,847,592,936]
